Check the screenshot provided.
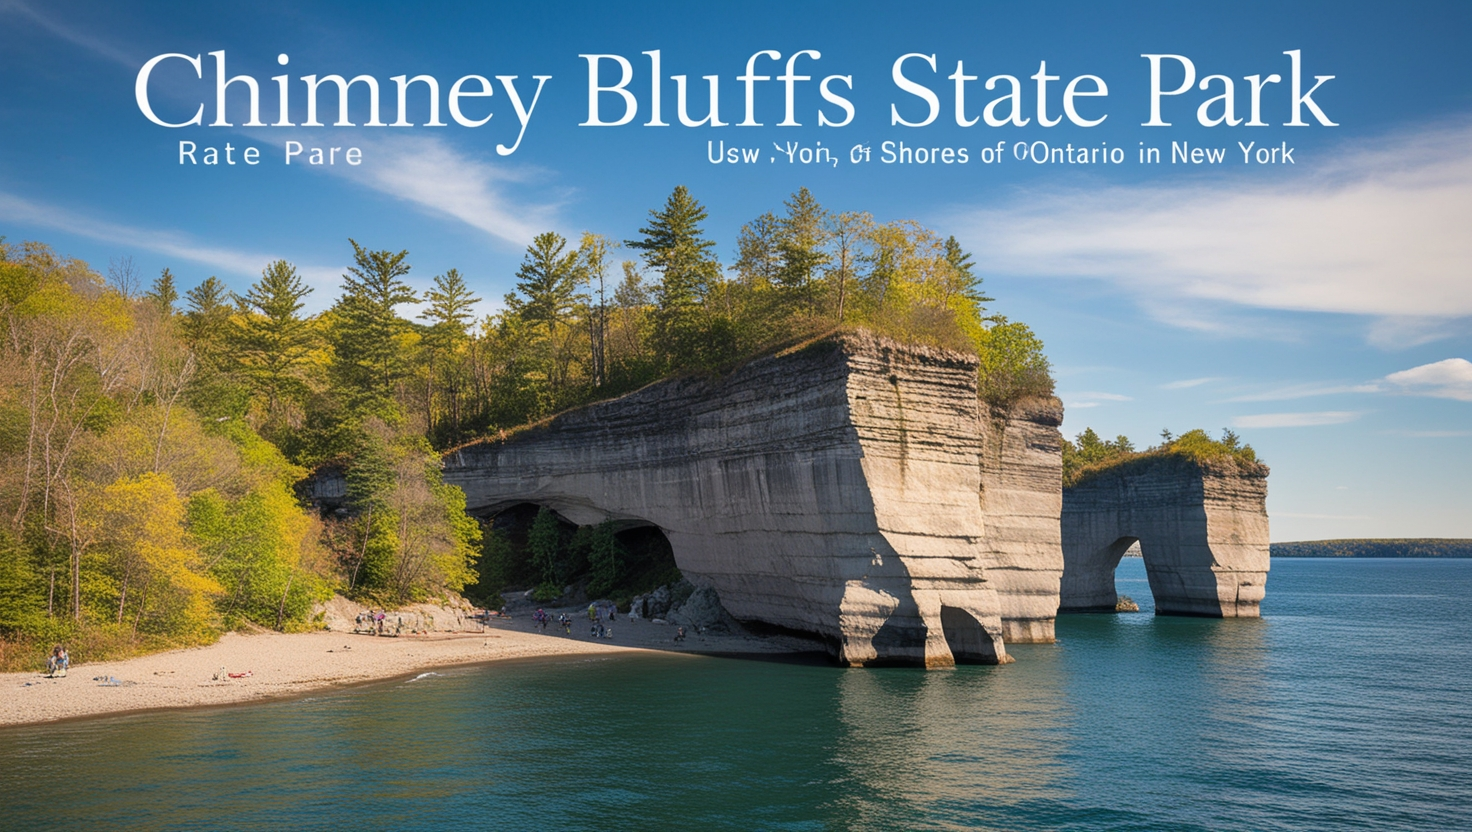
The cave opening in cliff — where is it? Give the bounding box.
[466,503,680,607]
[939,606,1001,664]
[1113,538,1152,613]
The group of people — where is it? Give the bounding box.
[354,609,412,636]
[586,603,616,639]
[530,604,619,639]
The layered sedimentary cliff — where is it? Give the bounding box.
[442,333,1066,667]
[980,398,1065,643]
[1059,456,1270,617]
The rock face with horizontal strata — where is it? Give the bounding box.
[442,333,1066,667]
[981,398,1065,643]
[1059,456,1270,617]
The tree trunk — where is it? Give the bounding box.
[275,570,296,631]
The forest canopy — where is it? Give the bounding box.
[0,185,1053,668]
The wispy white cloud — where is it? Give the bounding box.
[6,3,558,251]
[1061,391,1132,409]
[1383,358,1472,402]
[1233,411,1362,428]
[344,135,554,248]
[1224,358,1472,406]
[1381,429,1472,438]
[1226,382,1382,403]
[0,0,136,67]
[0,190,344,298]
[1367,316,1470,350]
[952,122,1472,329]
[250,132,559,250]
[1161,377,1220,390]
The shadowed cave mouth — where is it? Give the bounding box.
[860,604,1001,667]
[465,503,681,610]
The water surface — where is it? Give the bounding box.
[2,559,1469,830]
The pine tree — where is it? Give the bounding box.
[626,186,722,370]
[330,240,417,414]
[943,235,993,306]
[775,187,830,315]
[418,269,480,442]
[420,269,480,346]
[182,276,233,362]
[147,268,178,312]
[236,260,315,422]
[510,233,581,338]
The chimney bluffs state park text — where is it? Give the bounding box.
[136,49,1339,154]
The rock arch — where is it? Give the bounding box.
[1059,457,1269,617]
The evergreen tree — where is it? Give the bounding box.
[147,268,178,312]
[625,184,717,269]
[510,233,581,338]
[182,276,233,359]
[420,269,480,347]
[330,240,417,413]
[527,507,562,592]
[418,268,480,443]
[943,235,993,307]
[626,186,723,369]
[235,260,315,424]
[774,187,830,315]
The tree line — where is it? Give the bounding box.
[0,185,1053,668]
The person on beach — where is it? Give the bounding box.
[46,645,68,677]
[559,613,570,634]
[674,626,686,642]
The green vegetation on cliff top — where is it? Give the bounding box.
[1062,428,1266,488]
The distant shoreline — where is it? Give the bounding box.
[1271,539,1472,558]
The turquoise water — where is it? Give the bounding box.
[2,558,1469,830]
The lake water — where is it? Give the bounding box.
[2,558,1469,830]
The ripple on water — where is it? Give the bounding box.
[0,559,1469,830]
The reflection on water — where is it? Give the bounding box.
[1,559,1469,831]
[831,654,1072,826]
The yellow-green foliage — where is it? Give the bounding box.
[0,240,336,669]
[975,317,1054,404]
[81,472,222,640]
[1063,427,1264,487]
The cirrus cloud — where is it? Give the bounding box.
[1232,411,1362,428]
[951,122,1472,325]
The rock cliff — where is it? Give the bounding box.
[980,398,1065,643]
[442,333,1066,667]
[1059,456,1270,617]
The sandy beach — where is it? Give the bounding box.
[0,601,819,727]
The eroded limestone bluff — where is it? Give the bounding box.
[1060,456,1270,617]
[980,398,1065,644]
[441,333,1065,667]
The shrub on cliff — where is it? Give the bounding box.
[1063,428,1265,487]
[976,317,1055,404]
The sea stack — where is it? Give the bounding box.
[1059,454,1271,617]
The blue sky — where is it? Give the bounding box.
[1,0,1469,540]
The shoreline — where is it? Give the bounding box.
[0,610,821,728]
